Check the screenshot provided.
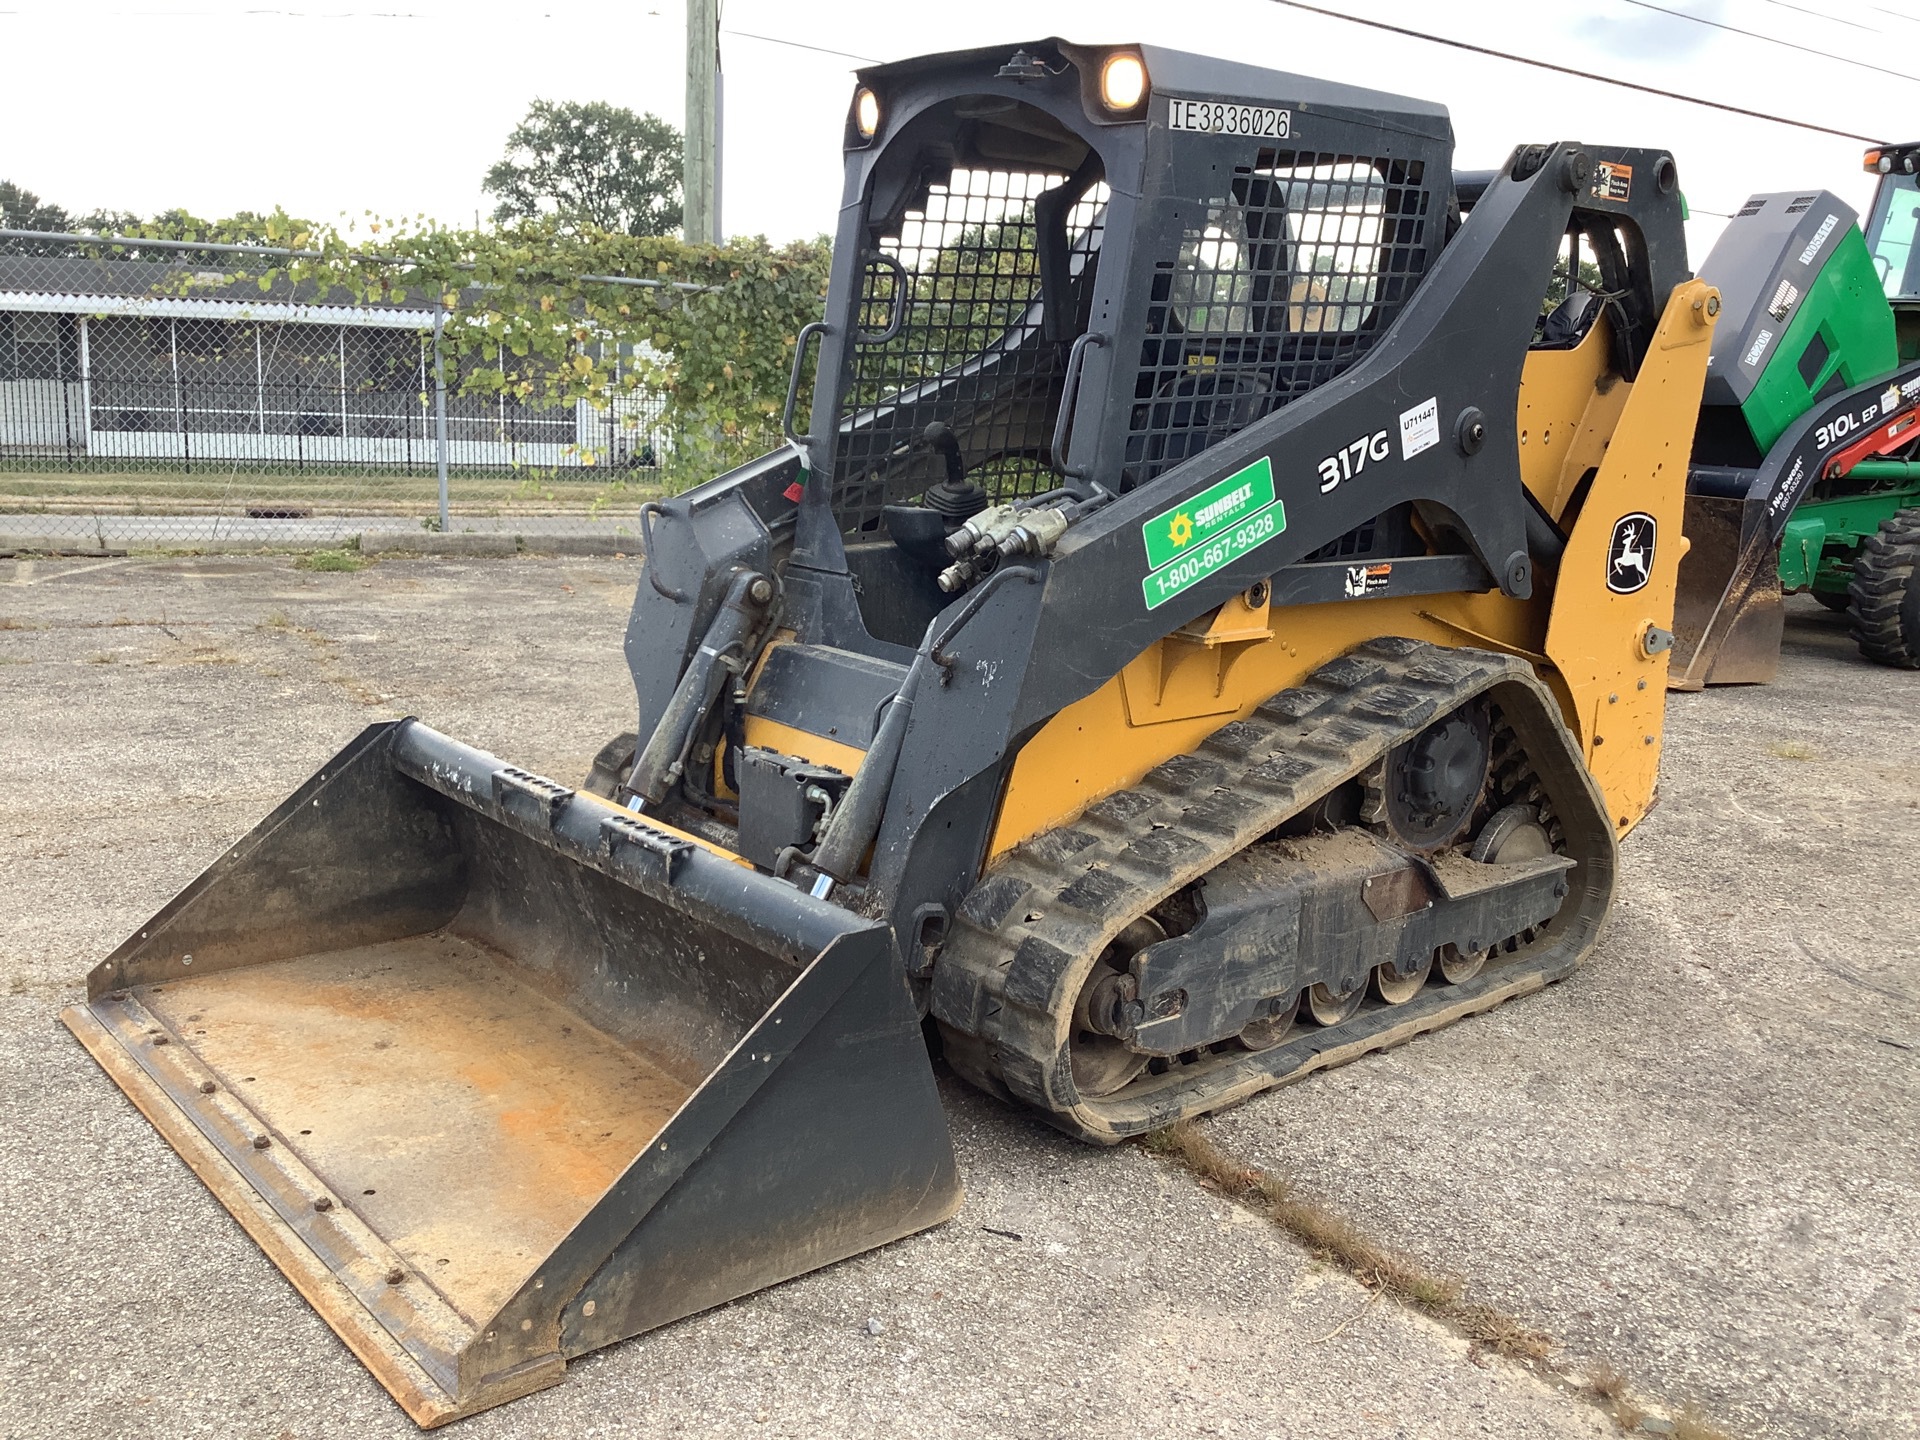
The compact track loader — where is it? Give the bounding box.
[1669,149,1920,685]
[64,41,1721,1426]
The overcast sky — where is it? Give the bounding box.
[0,0,1911,265]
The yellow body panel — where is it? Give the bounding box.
[1515,318,1635,520]
[990,589,1545,860]
[1542,280,1718,835]
[989,281,1719,859]
[726,635,870,792]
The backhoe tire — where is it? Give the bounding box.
[1849,509,1920,669]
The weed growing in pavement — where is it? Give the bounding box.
[296,550,365,573]
[1674,1408,1735,1440]
[263,610,291,629]
[1766,740,1817,760]
[1586,1362,1629,1399]
[1137,1119,1764,1440]
[1139,1121,1559,1346]
[84,652,116,664]
[1585,1363,1646,1433]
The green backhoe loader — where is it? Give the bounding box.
[1671,144,1920,683]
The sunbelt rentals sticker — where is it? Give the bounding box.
[1140,457,1287,610]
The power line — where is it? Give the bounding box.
[1265,1,1884,144]
[1757,0,1876,31]
[1618,0,1918,85]
[723,27,877,65]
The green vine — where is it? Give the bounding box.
[124,211,832,495]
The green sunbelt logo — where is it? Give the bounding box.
[1140,457,1286,610]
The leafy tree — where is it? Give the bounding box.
[1545,251,1606,314]
[484,101,684,237]
[0,184,273,257]
[0,181,73,253]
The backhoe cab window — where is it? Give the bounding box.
[1866,172,1920,301]
[835,131,1108,536]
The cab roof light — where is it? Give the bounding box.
[1099,52,1148,113]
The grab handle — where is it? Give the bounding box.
[1050,331,1107,479]
[854,254,910,344]
[782,321,831,449]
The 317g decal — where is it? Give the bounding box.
[1318,429,1390,493]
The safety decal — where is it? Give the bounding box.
[1344,562,1392,598]
[1606,512,1656,595]
[1591,160,1632,203]
[1141,455,1287,610]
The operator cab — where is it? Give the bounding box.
[789,40,1452,649]
[1864,141,1920,358]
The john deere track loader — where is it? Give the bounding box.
[63,41,1721,1426]
[1669,146,1920,685]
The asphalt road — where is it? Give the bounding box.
[1,555,1911,1439]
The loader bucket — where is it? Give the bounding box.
[61,720,961,1427]
[1668,490,1785,689]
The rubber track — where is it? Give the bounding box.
[1849,508,1920,670]
[931,636,1617,1144]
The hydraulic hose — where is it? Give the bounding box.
[627,570,770,807]
[811,565,1041,885]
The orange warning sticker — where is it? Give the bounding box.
[1591,160,1632,203]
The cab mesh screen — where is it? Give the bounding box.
[832,167,1106,535]
[1123,151,1432,491]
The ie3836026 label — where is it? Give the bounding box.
[1166,100,1291,138]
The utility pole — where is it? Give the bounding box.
[684,0,721,245]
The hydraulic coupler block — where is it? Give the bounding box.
[938,504,1070,592]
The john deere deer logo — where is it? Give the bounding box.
[1607,513,1656,594]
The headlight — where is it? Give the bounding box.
[855,87,881,139]
[1099,52,1148,113]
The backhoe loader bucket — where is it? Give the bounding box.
[1669,490,1785,689]
[61,720,961,1427]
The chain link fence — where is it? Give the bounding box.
[0,233,674,552]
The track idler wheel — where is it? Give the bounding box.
[1471,802,1555,865]
[1069,918,1161,1098]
